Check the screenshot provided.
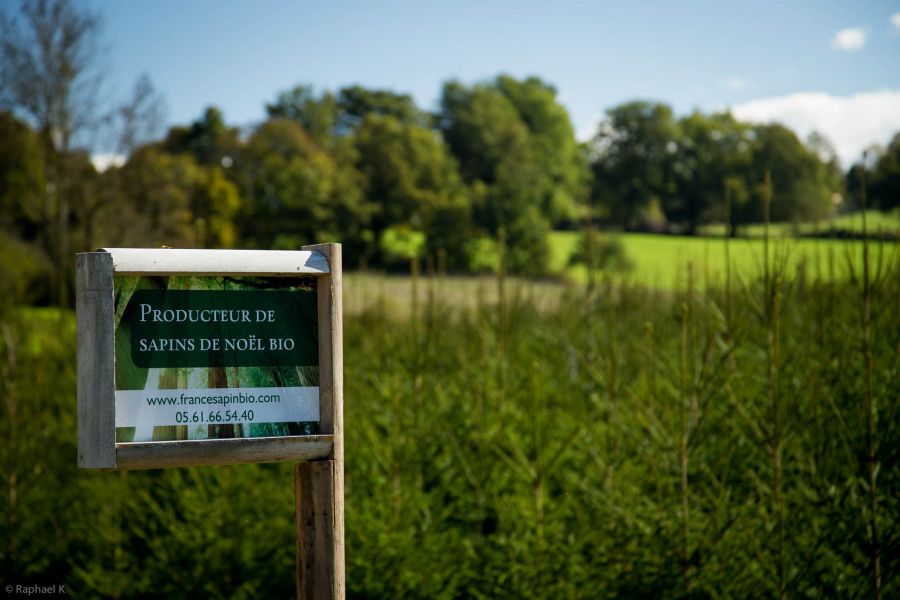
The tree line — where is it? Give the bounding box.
[2,1,899,306]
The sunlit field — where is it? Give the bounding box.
[550,228,899,289]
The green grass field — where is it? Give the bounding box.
[697,208,900,237]
[343,226,899,317]
[549,228,899,289]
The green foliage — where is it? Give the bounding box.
[353,113,471,267]
[379,224,426,266]
[748,123,835,223]
[337,85,428,131]
[591,102,842,233]
[105,146,240,249]
[464,236,501,273]
[672,111,753,233]
[589,101,680,229]
[342,255,898,597]
[502,205,551,275]
[235,118,369,250]
[2,247,899,596]
[493,75,589,225]
[867,133,900,211]
[567,230,634,273]
[265,84,338,144]
[438,75,586,273]
[0,111,45,237]
[0,308,78,586]
[162,106,240,167]
[0,231,53,304]
[1,67,883,280]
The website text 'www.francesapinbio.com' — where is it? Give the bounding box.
[114,386,320,429]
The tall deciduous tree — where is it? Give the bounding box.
[107,146,240,249]
[0,111,45,238]
[748,123,834,224]
[110,73,167,156]
[353,113,471,268]
[337,85,428,131]
[589,101,680,231]
[494,75,588,225]
[162,106,240,168]
[0,0,104,303]
[438,78,552,273]
[673,111,753,234]
[236,118,371,255]
[868,133,900,211]
[266,85,338,144]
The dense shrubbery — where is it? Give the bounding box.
[567,229,634,273]
[2,250,897,597]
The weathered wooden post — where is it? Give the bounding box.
[76,245,345,597]
[296,243,344,599]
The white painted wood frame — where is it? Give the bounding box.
[76,246,342,470]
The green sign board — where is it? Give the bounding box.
[114,275,320,443]
[126,289,318,368]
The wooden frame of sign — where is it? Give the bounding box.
[76,244,343,471]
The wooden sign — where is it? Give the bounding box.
[76,244,346,598]
[76,245,343,471]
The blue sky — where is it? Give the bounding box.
[14,1,900,165]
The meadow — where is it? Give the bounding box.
[2,228,898,598]
[550,209,900,289]
[341,211,900,321]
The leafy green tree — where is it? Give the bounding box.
[0,112,53,304]
[162,106,240,168]
[0,113,104,295]
[191,165,241,247]
[353,113,471,268]
[844,146,881,212]
[109,73,167,156]
[494,75,588,225]
[268,82,429,139]
[337,85,428,131]
[236,118,371,254]
[439,80,530,186]
[0,0,105,303]
[63,149,104,251]
[438,78,550,273]
[121,147,197,246]
[589,101,680,230]
[111,147,239,248]
[265,84,338,144]
[672,111,753,233]
[868,132,900,211]
[0,111,45,239]
[748,123,835,223]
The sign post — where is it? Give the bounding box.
[76,244,344,598]
[295,243,344,600]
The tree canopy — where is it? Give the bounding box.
[0,1,887,294]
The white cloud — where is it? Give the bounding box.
[732,90,900,167]
[721,77,750,91]
[91,153,126,173]
[830,27,867,51]
[891,13,900,31]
